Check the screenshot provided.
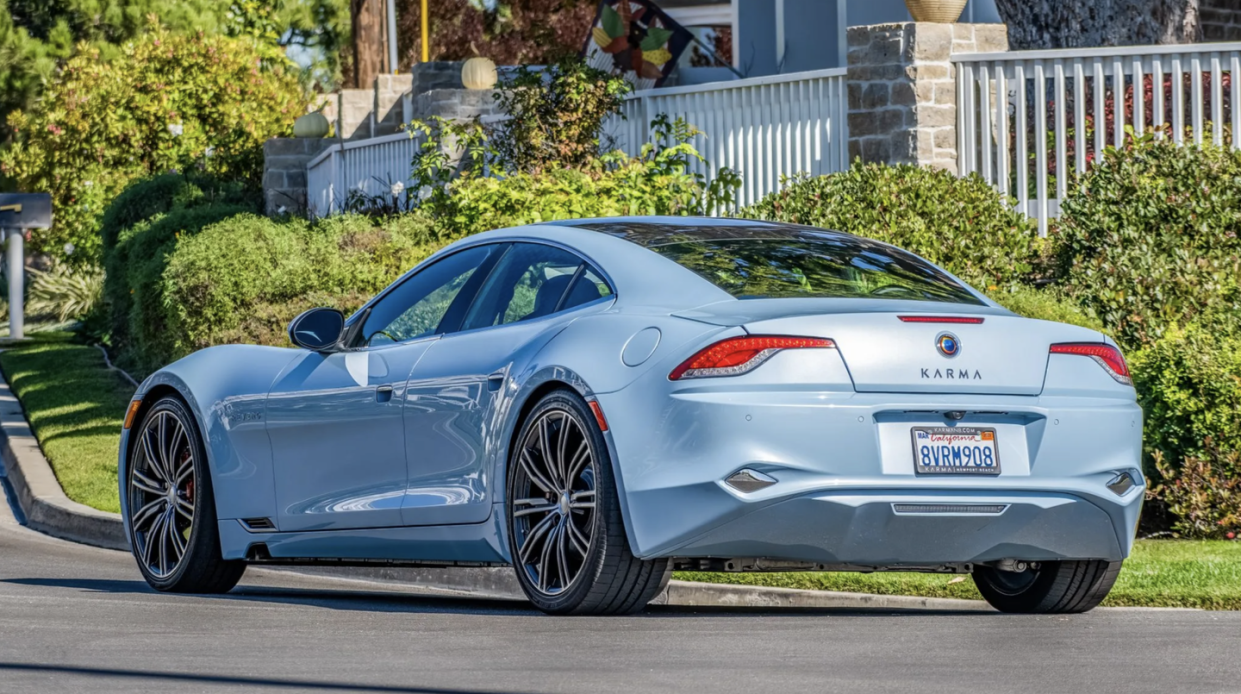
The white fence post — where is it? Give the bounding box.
[602,68,850,211]
[955,41,1241,227]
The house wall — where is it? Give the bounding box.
[732,0,1001,78]
[1202,0,1241,41]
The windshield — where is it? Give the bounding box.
[648,234,983,305]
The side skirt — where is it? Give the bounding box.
[217,512,509,565]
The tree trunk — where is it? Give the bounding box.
[351,0,385,88]
[994,0,1202,50]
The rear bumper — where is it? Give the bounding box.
[663,489,1136,565]
[596,384,1144,565]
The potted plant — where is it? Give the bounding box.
[905,0,967,22]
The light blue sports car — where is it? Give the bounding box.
[118,218,1143,615]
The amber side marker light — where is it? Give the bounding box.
[123,400,142,430]
[588,400,609,432]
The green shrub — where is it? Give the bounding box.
[1129,323,1241,481]
[158,213,444,365]
[410,115,740,237]
[0,24,307,264]
[100,172,259,256]
[1151,444,1241,539]
[107,203,256,372]
[27,263,105,323]
[1055,136,1241,351]
[744,164,1042,290]
[990,287,1106,331]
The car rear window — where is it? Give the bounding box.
[648,234,984,305]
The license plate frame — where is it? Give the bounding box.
[910,426,1001,475]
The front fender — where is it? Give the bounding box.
[119,345,301,527]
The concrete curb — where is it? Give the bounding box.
[0,365,993,612]
[0,372,130,551]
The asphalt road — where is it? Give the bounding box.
[2,489,1240,694]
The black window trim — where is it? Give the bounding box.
[444,241,616,339]
[347,242,509,350]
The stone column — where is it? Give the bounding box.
[262,138,334,215]
[846,23,1007,172]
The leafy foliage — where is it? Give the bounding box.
[1129,323,1241,481]
[0,24,308,263]
[100,172,259,255]
[990,286,1106,331]
[744,164,1042,290]
[1055,135,1241,351]
[107,202,257,372]
[395,0,597,67]
[492,58,632,175]
[159,212,445,366]
[0,0,347,143]
[413,115,740,238]
[27,262,104,322]
[1151,444,1241,539]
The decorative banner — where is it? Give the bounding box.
[581,0,693,90]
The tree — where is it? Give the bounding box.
[0,25,310,263]
[0,0,348,143]
[394,0,597,67]
[994,0,1202,50]
[349,0,385,87]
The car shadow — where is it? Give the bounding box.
[2,576,993,618]
[0,661,512,694]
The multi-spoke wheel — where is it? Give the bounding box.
[507,390,669,615]
[125,397,245,593]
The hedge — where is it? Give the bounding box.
[744,164,1043,290]
[1055,136,1241,351]
[159,212,447,365]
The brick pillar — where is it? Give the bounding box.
[847,23,1007,172]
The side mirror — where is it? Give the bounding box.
[287,308,345,352]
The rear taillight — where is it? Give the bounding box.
[1050,343,1131,385]
[669,335,835,380]
[898,316,985,324]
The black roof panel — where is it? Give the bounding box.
[545,216,853,248]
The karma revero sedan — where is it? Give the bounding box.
[118,217,1143,615]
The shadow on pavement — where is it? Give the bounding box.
[2,576,993,618]
[0,662,508,694]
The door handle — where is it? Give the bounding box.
[487,370,506,391]
[375,384,394,403]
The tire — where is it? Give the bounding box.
[125,396,246,593]
[506,390,670,615]
[973,560,1121,614]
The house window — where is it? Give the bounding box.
[662,2,736,69]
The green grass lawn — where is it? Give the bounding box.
[678,540,1241,610]
[0,332,133,513]
[3,332,1239,609]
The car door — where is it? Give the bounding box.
[400,242,614,526]
[266,244,503,532]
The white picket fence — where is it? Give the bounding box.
[306,131,426,218]
[607,68,850,209]
[955,42,1241,236]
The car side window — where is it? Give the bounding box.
[460,243,602,331]
[358,244,499,347]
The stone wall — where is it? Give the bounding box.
[262,138,334,215]
[263,60,503,216]
[1203,0,1241,41]
[846,22,1007,172]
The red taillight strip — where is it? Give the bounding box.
[898,316,985,324]
[1050,343,1132,385]
[669,336,835,381]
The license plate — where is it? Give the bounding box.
[911,427,1001,475]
